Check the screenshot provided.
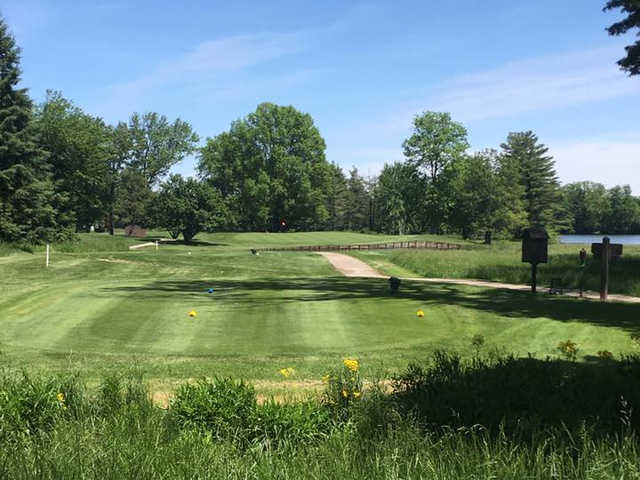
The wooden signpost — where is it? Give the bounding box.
[591,237,623,302]
[522,227,549,293]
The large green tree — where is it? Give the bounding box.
[450,150,527,241]
[104,122,132,235]
[344,167,370,231]
[34,91,111,231]
[198,103,331,231]
[561,181,609,233]
[601,185,640,233]
[402,111,469,233]
[604,0,640,76]
[127,112,199,187]
[0,18,71,243]
[501,131,560,229]
[155,174,227,243]
[324,162,348,230]
[374,162,422,235]
[403,111,469,180]
[113,168,154,228]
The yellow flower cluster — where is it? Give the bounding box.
[341,389,361,399]
[57,392,65,403]
[279,367,295,378]
[343,358,359,372]
[558,339,578,354]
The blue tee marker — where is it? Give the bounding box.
[207,288,214,293]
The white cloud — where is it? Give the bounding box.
[550,139,640,193]
[327,146,403,178]
[432,46,640,122]
[376,46,640,131]
[93,29,321,120]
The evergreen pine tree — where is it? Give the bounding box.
[0,17,70,243]
[501,131,560,228]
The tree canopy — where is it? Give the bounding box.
[501,131,560,229]
[155,174,227,243]
[198,103,333,231]
[604,0,640,75]
[0,18,72,243]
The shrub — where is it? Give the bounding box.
[471,334,485,353]
[124,224,148,238]
[252,399,334,448]
[0,371,83,440]
[557,339,579,361]
[323,359,363,416]
[168,377,257,441]
[390,350,640,437]
[98,372,152,415]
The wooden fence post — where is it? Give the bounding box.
[600,236,610,302]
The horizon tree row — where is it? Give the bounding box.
[2,15,639,245]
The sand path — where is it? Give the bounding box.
[317,252,640,304]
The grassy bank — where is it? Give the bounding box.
[2,232,640,393]
[2,351,639,479]
[351,240,640,297]
[2,239,640,391]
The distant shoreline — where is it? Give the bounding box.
[559,234,640,245]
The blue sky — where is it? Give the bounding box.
[3,0,639,191]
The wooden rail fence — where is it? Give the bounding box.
[257,240,462,252]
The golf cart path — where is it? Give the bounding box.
[317,252,640,304]
[316,252,386,278]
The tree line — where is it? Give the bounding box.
[1,16,639,245]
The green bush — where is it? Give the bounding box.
[0,371,82,440]
[168,377,257,441]
[98,372,152,416]
[252,399,334,447]
[391,350,640,438]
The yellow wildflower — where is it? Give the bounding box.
[416,309,424,317]
[322,374,330,383]
[56,392,65,403]
[279,367,294,378]
[342,389,349,398]
[353,391,361,399]
[343,358,359,372]
[188,310,197,317]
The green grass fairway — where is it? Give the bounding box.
[1,232,639,393]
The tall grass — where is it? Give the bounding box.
[2,352,639,478]
[354,241,640,296]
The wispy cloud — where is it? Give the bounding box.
[377,46,640,131]
[432,47,640,121]
[550,138,640,193]
[95,28,324,120]
[327,146,403,178]
[1,0,49,42]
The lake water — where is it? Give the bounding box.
[559,235,640,245]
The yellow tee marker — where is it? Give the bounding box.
[416,309,424,317]
[188,310,197,317]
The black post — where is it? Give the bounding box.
[601,236,610,302]
[531,262,537,293]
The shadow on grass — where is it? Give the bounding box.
[466,253,640,295]
[102,276,640,334]
[387,351,640,439]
